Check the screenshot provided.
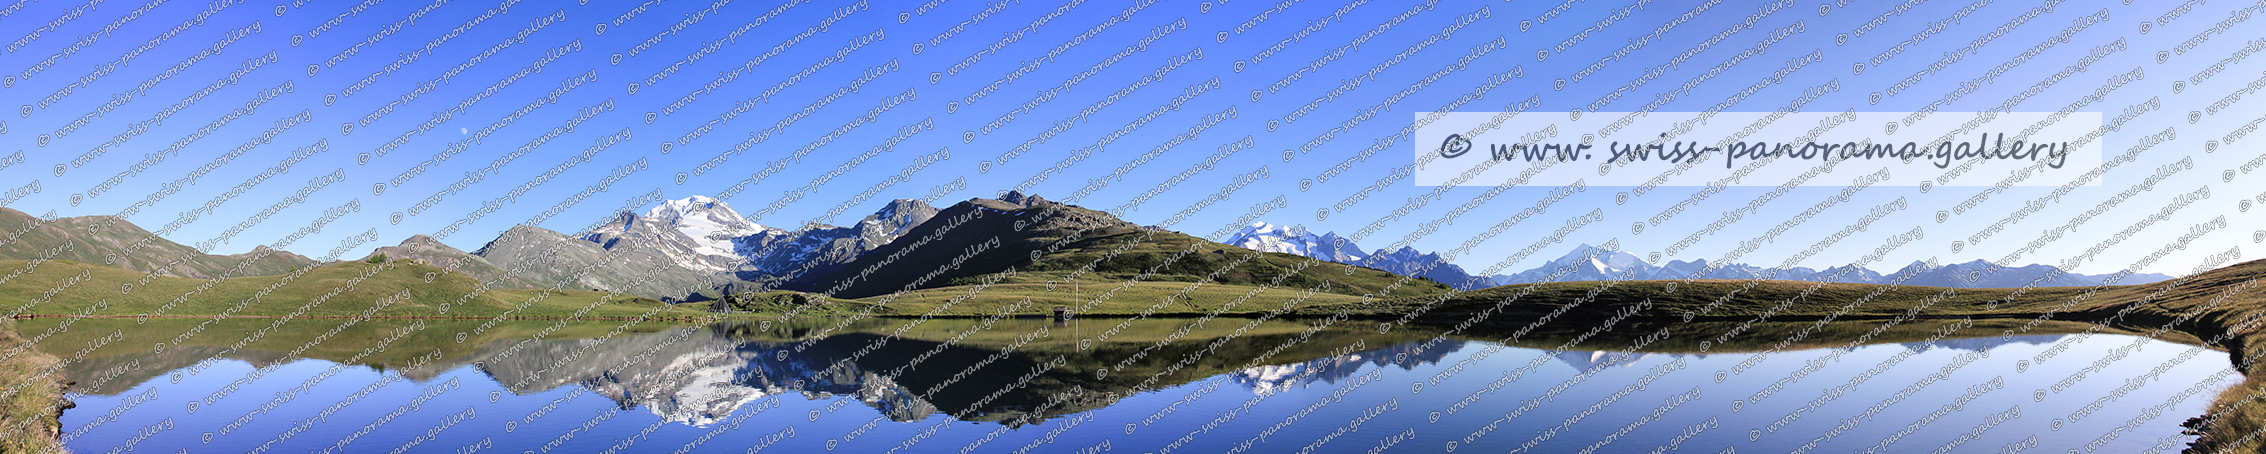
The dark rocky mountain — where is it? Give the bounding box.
[788,191,1138,298]
[793,191,1445,299]
[998,190,1055,208]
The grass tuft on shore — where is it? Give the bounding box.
[0,319,64,454]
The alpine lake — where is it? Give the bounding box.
[21,314,2232,453]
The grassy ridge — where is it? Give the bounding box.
[0,259,708,320]
[0,207,316,280]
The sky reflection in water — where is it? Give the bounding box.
[33,317,2231,453]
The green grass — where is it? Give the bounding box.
[1299,276,2190,326]
[723,275,1372,319]
[0,208,315,280]
[1009,229,1450,299]
[0,319,63,454]
[0,259,711,321]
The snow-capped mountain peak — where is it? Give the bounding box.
[636,196,772,261]
[578,196,780,274]
[1225,221,1492,289]
[642,196,768,234]
[1553,243,1652,272]
[1224,222,1323,256]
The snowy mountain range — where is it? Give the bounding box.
[1503,246,2171,287]
[1224,222,1489,289]
[585,195,781,274]
[1222,222,2172,290]
[420,199,2178,301]
[465,195,938,301]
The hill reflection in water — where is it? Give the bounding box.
[25,316,2228,453]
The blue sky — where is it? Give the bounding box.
[1,0,2258,277]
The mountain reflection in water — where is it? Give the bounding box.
[31,317,1447,426]
[24,317,2229,453]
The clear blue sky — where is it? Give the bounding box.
[1,0,2256,277]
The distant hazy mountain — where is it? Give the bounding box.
[738,198,939,280]
[0,207,316,278]
[1215,223,2160,292]
[1223,221,1486,289]
[1873,259,2173,288]
[1488,245,2172,288]
[1492,243,1665,284]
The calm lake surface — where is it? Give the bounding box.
[21,316,2233,453]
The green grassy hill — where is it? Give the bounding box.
[791,196,1452,303]
[364,234,534,288]
[0,258,704,321]
[0,207,317,279]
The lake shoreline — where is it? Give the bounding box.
[0,319,67,454]
[8,258,2266,452]
[8,313,720,322]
